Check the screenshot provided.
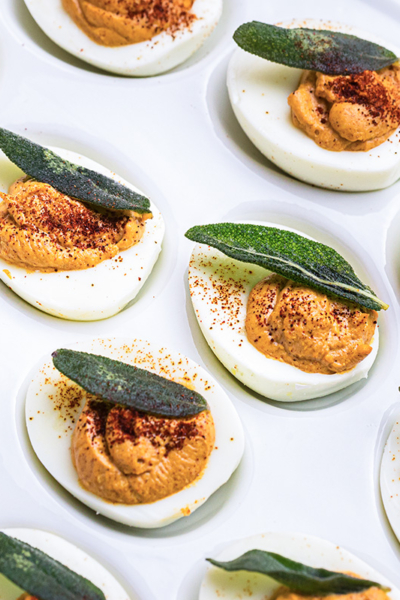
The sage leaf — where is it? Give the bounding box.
[207,550,389,596]
[0,127,151,213]
[52,349,209,418]
[185,223,387,311]
[0,532,106,600]
[233,22,398,75]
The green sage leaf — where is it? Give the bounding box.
[185,223,387,311]
[233,22,397,75]
[0,127,151,213]
[207,550,389,596]
[52,349,208,418]
[0,532,106,600]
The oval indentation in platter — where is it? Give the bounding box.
[185,199,395,413]
[0,527,144,600]
[384,200,400,310]
[376,403,400,557]
[205,49,400,215]
[1,0,244,79]
[17,337,251,538]
[0,124,174,325]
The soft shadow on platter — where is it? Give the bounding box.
[206,53,400,216]
[385,203,400,307]
[4,0,105,75]
[374,402,400,561]
[176,555,207,600]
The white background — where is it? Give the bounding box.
[1,0,400,599]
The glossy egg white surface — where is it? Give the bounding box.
[23,0,223,76]
[227,19,400,192]
[188,221,379,402]
[0,147,164,321]
[0,528,130,600]
[25,337,245,528]
[200,531,400,600]
[380,410,400,543]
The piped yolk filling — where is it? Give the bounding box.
[245,274,377,375]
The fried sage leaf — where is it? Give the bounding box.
[52,349,208,418]
[185,223,387,311]
[207,550,389,596]
[233,22,397,75]
[0,532,106,600]
[0,127,151,213]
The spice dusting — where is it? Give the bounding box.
[85,401,200,454]
[62,0,197,47]
[288,63,400,151]
[0,178,147,271]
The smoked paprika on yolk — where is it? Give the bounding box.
[246,274,377,375]
[0,178,149,271]
[62,0,197,46]
[288,63,400,151]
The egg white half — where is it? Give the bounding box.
[200,531,399,600]
[25,337,245,528]
[23,0,222,76]
[380,409,400,543]
[0,528,130,600]
[227,19,400,191]
[188,221,379,402]
[0,146,164,321]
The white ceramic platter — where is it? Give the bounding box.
[1,0,400,599]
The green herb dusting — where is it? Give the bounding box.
[0,532,106,600]
[207,550,390,596]
[0,128,152,213]
[185,223,387,311]
[233,22,397,75]
[52,349,208,418]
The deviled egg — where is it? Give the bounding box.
[186,221,384,402]
[227,19,400,191]
[0,528,130,600]
[200,531,398,600]
[24,0,223,76]
[25,337,244,528]
[380,408,400,543]
[0,129,164,321]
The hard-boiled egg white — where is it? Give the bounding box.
[227,19,400,192]
[23,0,223,76]
[380,408,400,543]
[0,147,164,321]
[25,337,245,528]
[0,528,130,600]
[200,531,399,600]
[188,221,379,402]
